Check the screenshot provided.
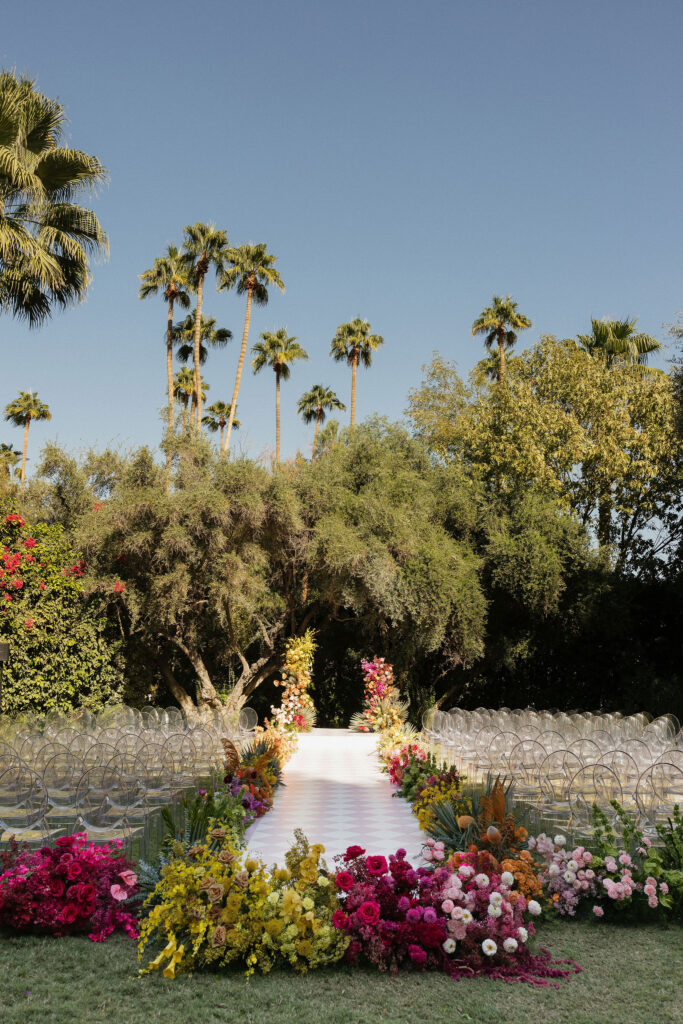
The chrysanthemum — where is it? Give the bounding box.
[517,926,528,943]
[475,873,490,888]
[482,939,497,956]
[500,871,514,886]
[461,909,473,924]
[442,938,456,954]
[527,899,542,916]
[503,937,518,953]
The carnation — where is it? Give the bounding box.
[500,871,514,886]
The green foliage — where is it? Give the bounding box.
[656,805,683,872]
[0,502,123,714]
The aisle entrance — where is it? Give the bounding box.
[245,728,424,866]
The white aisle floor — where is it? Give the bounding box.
[245,728,425,869]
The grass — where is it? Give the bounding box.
[2,919,681,1024]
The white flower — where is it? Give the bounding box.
[567,859,578,872]
[317,876,330,887]
[503,937,518,953]
[482,939,497,956]
[554,834,567,847]
[548,863,560,877]
[489,891,503,906]
[517,926,528,943]
[487,905,502,918]
[458,865,474,878]
[475,873,490,888]
[563,870,576,883]
[527,900,542,916]
[442,938,456,954]
[461,910,473,924]
[500,871,514,887]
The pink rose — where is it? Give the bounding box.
[660,883,669,895]
[593,905,604,918]
[365,856,388,877]
[648,896,658,909]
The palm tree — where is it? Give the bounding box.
[172,310,232,424]
[218,244,284,454]
[297,384,346,459]
[202,401,240,453]
[0,71,108,325]
[471,295,532,382]
[252,330,308,464]
[577,318,661,369]
[139,245,192,476]
[180,223,230,430]
[173,368,198,438]
[0,443,20,485]
[3,391,51,489]
[330,318,384,425]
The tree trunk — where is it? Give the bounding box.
[224,286,253,454]
[171,637,223,709]
[159,661,198,718]
[312,411,322,461]
[219,422,225,453]
[190,389,196,428]
[275,367,281,464]
[20,417,30,491]
[350,353,358,425]
[598,493,612,548]
[182,397,188,438]
[165,296,175,490]
[497,328,506,382]
[193,273,205,432]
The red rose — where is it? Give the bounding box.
[66,861,82,880]
[356,901,381,927]
[55,837,74,848]
[366,855,388,877]
[48,877,65,897]
[335,871,354,892]
[60,903,80,924]
[343,845,366,862]
[332,910,350,930]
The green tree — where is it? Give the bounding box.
[202,401,239,453]
[0,442,20,487]
[330,318,384,425]
[0,504,123,714]
[139,245,192,476]
[297,384,346,459]
[180,223,229,430]
[0,71,108,325]
[471,294,532,382]
[173,310,232,424]
[174,368,207,438]
[577,317,661,369]
[219,244,284,454]
[251,329,308,463]
[4,390,51,490]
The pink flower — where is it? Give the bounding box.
[118,869,137,887]
[356,901,381,926]
[423,907,437,924]
[335,871,354,891]
[441,899,455,914]
[365,855,388,877]
[432,849,445,861]
[644,884,656,897]
[660,883,669,895]
[109,884,128,902]
[332,910,349,930]
[618,853,632,866]
[593,905,604,918]
[648,896,658,909]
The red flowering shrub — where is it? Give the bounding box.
[0,834,138,941]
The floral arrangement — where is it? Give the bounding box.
[386,742,429,789]
[223,739,282,819]
[271,630,317,733]
[349,657,409,733]
[412,766,467,831]
[138,829,348,978]
[332,844,577,987]
[0,833,138,941]
[253,717,300,766]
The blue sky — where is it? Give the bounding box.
[3,0,682,467]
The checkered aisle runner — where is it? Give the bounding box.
[245,729,425,869]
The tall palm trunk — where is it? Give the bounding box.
[182,397,189,438]
[20,417,30,491]
[224,286,253,454]
[165,295,175,488]
[350,352,358,425]
[497,328,506,382]
[275,367,281,464]
[312,410,322,461]
[219,421,225,452]
[193,273,205,432]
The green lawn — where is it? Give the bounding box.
[1,920,680,1024]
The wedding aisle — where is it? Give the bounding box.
[245,728,425,866]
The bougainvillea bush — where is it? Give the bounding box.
[332,844,578,987]
[0,833,138,941]
[0,505,123,714]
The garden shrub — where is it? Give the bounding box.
[0,506,123,714]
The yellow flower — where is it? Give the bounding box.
[302,897,314,911]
